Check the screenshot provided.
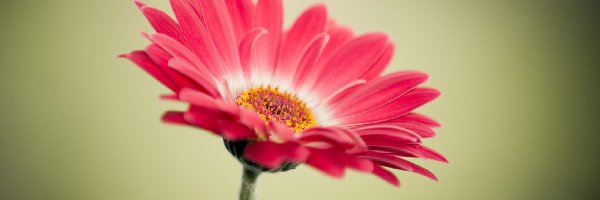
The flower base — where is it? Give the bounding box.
[224,139,299,172]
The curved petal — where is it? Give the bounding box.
[244,141,310,169]
[354,125,422,143]
[239,28,268,81]
[360,152,412,171]
[360,42,395,81]
[281,143,311,163]
[331,71,430,118]
[238,108,268,139]
[146,44,201,92]
[218,119,257,141]
[299,127,355,150]
[123,50,178,92]
[315,79,366,109]
[244,141,287,168]
[169,0,226,76]
[407,160,439,181]
[342,155,373,173]
[161,111,187,125]
[305,148,345,178]
[317,22,354,67]
[139,5,186,44]
[339,88,441,126]
[369,144,448,163]
[267,121,297,143]
[198,0,242,74]
[309,33,390,96]
[183,107,221,134]
[169,58,220,97]
[361,136,421,150]
[372,165,400,187]
[225,0,255,42]
[179,88,220,111]
[368,122,436,138]
[252,0,283,80]
[362,152,438,181]
[294,22,353,93]
[291,33,329,90]
[389,113,442,128]
[147,33,216,82]
[275,4,328,82]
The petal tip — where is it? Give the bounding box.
[134,0,146,8]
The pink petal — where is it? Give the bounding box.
[360,152,413,171]
[363,139,421,153]
[139,5,186,44]
[308,33,389,96]
[252,0,283,78]
[238,108,268,138]
[254,0,282,35]
[331,71,430,118]
[169,0,225,76]
[354,125,421,143]
[275,4,328,81]
[134,0,146,8]
[239,28,268,81]
[218,119,257,141]
[390,113,442,128]
[161,111,187,125]
[295,22,353,91]
[225,0,255,42]
[360,42,395,81]
[280,143,310,163]
[362,152,438,181]
[340,88,441,126]
[408,161,439,181]
[372,165,400,187]
[244,141,288,169]
[370,144,448,163]
[244,142,309,169]
[267,121,297,143]
[198,0,242,74]
[168,58,220,97]
[144,43,173,70]
[361,135,419,148]
[299,127,355,150]
[145,44,201,92]
[305,148,345,178]
[317,22,354,67]
[373,122,436,138]
[343,155,374,173]
[317,79,366,108]
[411,145,448,163]
[334,128,369,154]
[147,33,214,80]
[291,33,329,89]
[183,107,221,134]
[179,88,220,112]
[124,50,178,92]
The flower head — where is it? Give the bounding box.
[122,0,446,187]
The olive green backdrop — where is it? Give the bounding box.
[1,0,598,199]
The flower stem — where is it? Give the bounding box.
[239,167,261,200]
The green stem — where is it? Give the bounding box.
[239,167,261,200]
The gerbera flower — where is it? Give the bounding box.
[121,0,446,197]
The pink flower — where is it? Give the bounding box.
[122,0,446,187]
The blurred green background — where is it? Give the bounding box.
[1,0,598,199]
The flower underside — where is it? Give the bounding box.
[236,85,316,132]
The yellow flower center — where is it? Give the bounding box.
[236,86,317,132]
